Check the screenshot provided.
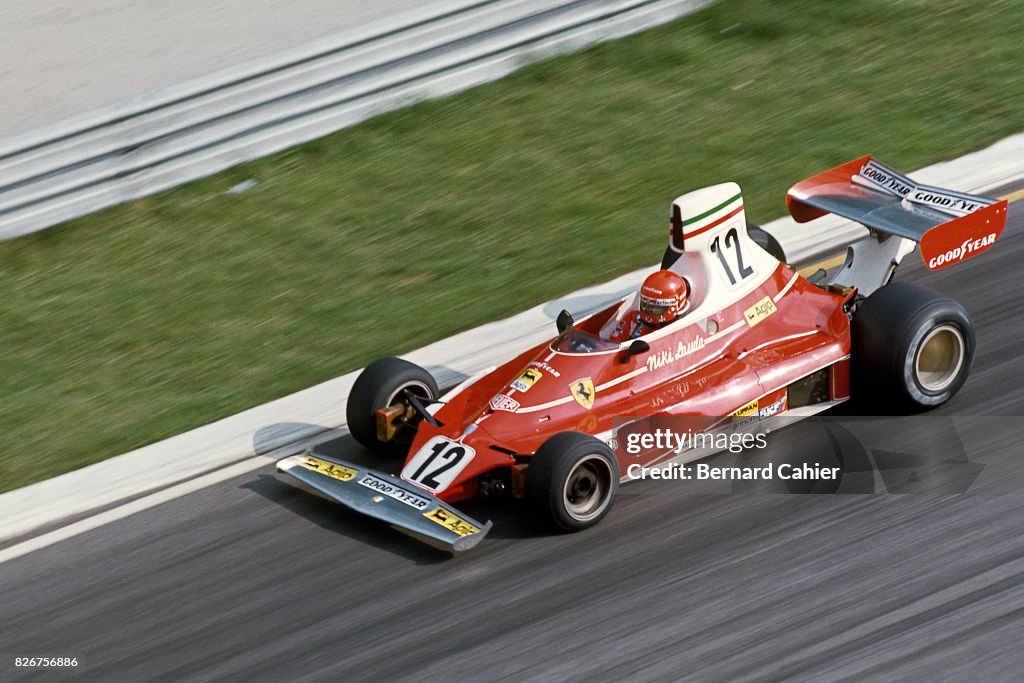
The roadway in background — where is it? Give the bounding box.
[0,0,433,136]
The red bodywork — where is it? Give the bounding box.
[279,157,1004,551]
[403,261,852,504]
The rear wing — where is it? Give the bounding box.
[787,155,1007,270]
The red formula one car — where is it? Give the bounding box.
[278,156,1007,551]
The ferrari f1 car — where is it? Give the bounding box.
[278,155,1007,551]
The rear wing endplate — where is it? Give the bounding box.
[787,155,1007,270]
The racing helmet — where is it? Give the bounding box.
[639,270,689,326]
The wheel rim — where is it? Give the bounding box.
[915,324,965,392]
[383,380,433,444]
[563,454,614,522]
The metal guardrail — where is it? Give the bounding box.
[0,0,711,242]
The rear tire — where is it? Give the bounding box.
[852,282,974,410]
[346,357,439,455]
[747,223,786,263]
[527,432,619,532]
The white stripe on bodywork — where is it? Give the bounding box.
[774,272,799,301]
[517,272,802,415]
[515,366,650,414]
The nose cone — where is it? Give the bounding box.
[443,349,620,455]
[471,376,598,454]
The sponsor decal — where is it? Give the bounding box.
[733,399,759,418]
[489,394,521,413]
[926,232,996,269]
[298,455,357,482]
[646,336,707,371]
[733,395,788,429]
[423,506,482,537]
[908,189,985,217]
[733,414,760,430]
[858,160,992,217]
[857,160,914,197]
[570,377,596,410]
[732,399,760,429]
[744,296,777,327]
[510,367,542,392]
[529,360,561,378]
[758,395,787,418]
[358,473,431,510]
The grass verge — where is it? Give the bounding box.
[2,0,1022,491]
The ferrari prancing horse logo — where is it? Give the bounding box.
[570,377,596,410]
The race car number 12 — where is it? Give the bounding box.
[710,226,753,286]
[402,436,476,492]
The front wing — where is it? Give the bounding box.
[276,451,491,552]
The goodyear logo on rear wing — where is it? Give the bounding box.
[857,159,915,197]
[298,455,357,482]
[908,188,989,217]
[858,160,993,217]
[927,233,997,269]
[424,507,481,537]
[744,297,777,327]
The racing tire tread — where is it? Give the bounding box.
[527,432,619,533]
[851,281,975,410]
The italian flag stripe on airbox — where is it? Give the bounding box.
[682,192,743,239]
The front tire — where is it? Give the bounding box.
[852,282,975,410]
[527,432,619,532]
[346,357,439,455]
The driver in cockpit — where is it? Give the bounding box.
[606,269,690,342]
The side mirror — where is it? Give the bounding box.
[620,339,650,363]
[556,309,574,334]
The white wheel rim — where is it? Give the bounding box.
[563,454,614,521]
[383,380,432,443]
[915,325,965,392]
[385,380,431,408]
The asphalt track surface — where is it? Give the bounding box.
[2,189,1023,681]
[0,0,433,136]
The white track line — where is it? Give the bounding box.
[0,459,266,564]
[0,266,645,556]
